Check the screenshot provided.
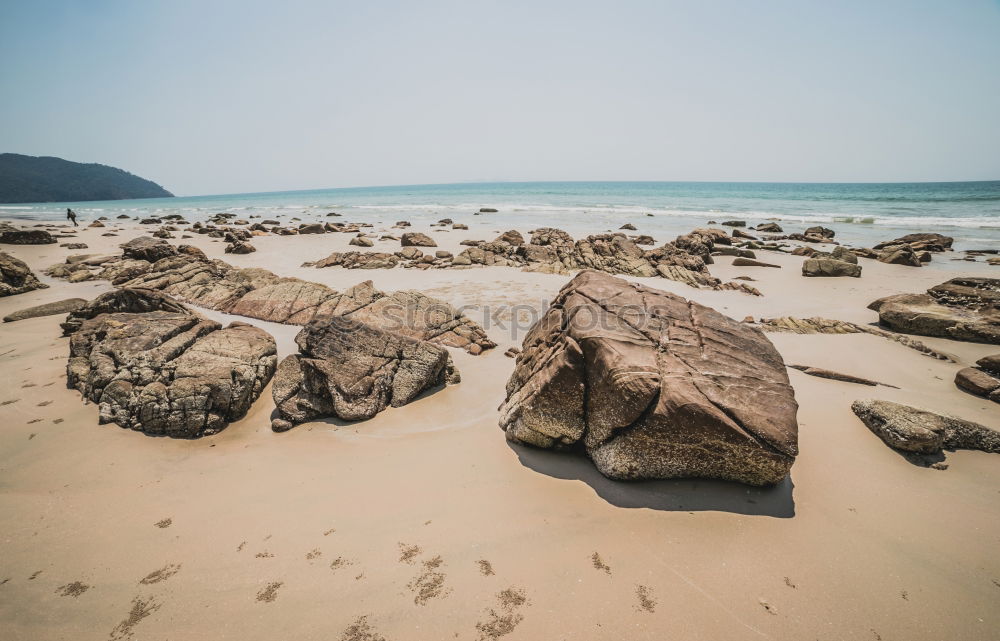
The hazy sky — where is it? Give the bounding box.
[1,0,999,196]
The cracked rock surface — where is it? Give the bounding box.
[65,290,277,438]
[271,315,460,430]
[851,399,1000,456]
[868,277,1000,344]
[498,270,799,486]
[0,251,48,297]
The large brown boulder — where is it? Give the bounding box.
[868,277,1000,344]
[851,400,1000,456]
[0,251,48,297]
[498,271,799,486]
[60,288,190,335]
[401,232,437,247]
[271,315,459,430]
[66,306,276,438]
[802,249,861,277]
[121,236,178,262]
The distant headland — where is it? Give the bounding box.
[0,153,174,204]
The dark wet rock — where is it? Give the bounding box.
[0,229,57,245]
[868,277,1000,344]
[271,315,459,429]
[619,223,637,231]
[225,240,256,254]
[395,220,411,227]
[401,232,437,247]
[851,400,1000,456]
[873,233,953,253]
[632,235,655,246]
[499,270,799,486]
[67,309,276,438]
[479,208,498,213]
[4,297,86,322]
[721,220,746,227]
[756,223,783,233]
[877,245,922,267]
[804,226,834,239]
[121,236,178,262]
[60,242,89,249]
[0,252,48,297]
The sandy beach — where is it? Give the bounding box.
[1,217,998,641]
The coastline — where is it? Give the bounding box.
[1,215,998,640]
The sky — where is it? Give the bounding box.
[1,0,999,196]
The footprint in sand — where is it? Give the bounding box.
[236,541,246,552]
[784,576,797,589]
[407,555,450,605]
[475,587,529,641]
[27,418,41,424]
[323,528,336,536]
[330,557,355,572]
[109,595,161,641]
[52,418,63,424]
[139,564,181,585]
[28,571,42,580]
[477,560,495,577]
[397,543,421,564]
[758,598,777,615]
[154,518,172,529]
[55,581,90,597]
[256,581,283,603]
[591,552,611,576]
[305,549,322,561]
[28,433,36,440]
[255,551,274,558]
[1,399,19,406]
[37,400,52,407]
[635,585,656,613]
[339,615,386,641]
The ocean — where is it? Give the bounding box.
[2,181,999,249]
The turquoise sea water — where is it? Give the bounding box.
[3,181,999,249]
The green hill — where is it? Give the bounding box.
[0,153,174,203]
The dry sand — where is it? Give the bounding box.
[1,219,998,640]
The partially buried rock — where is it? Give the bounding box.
[65,294,277,437]
[0,252,49,297]
[851,399,1000,457]
[499,270,799,486]
[0,229,57,245]
[401,232,437,247]
[4,298,86,323]
[868,277,1000,344]
[348,236,374,248]
[271,315,460,430]
[732,257,780,268]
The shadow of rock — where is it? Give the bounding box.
[508,441,795,518]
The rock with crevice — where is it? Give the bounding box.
[0,251,49,297]
[271,315,460,430]
[65,299,276,437]
[499,270,799,486]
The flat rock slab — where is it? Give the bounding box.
[65,295,276,438]
[271,315,459,429]
[732,257,780,268]
[868,277,1000,344]
[851,399,1000,457]
[788,365,894,387]
[4,297,86,322]
[499,270,799,486]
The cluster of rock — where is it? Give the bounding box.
[0,251,48,297]
[868,277,999,344]
[46,236,495,355]
[0,228,59,245]
[498,270,799,486]
[801,246,861,278]
[270,315,461,431]
[955,354,1000,404]
[314,227,762,295]
[63,289,277,437]
[852,400,999,460]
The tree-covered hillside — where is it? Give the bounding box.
[0,153,174,203]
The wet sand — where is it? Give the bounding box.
[1,218,998,640]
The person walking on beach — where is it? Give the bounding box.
[66,208,78,226]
